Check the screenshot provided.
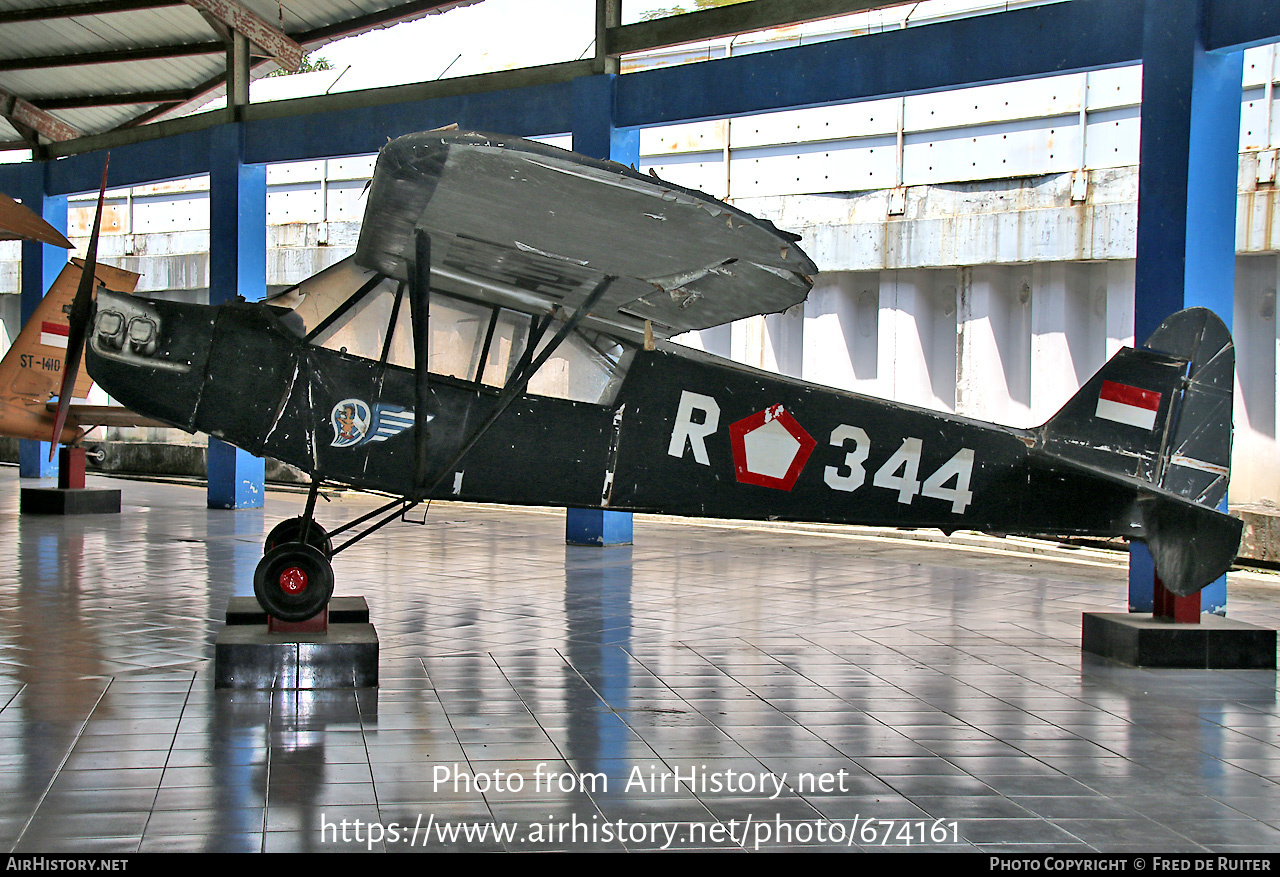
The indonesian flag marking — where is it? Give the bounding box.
[1096,380,1161,430]
[39,321,68,350]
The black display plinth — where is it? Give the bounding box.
[1083,612,1277,669]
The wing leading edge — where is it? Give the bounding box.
[353,130,817,341]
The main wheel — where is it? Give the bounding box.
[253,543,335,622]
[264,516,333,556]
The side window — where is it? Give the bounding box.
[479,309,532,389]
[311,277,413,367]
[526,325,632,405]
[281,265,634,405]
[429,297,490,381]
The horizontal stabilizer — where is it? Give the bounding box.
[1138,493,1243,596]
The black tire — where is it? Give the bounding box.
[264,516,333,556]
[253,543,335,622]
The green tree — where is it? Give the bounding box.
[639,0,751,21]
[267,53,335,77]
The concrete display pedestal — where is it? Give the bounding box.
[215,596,378,689]
[1082,612,1277,669]
[21,447,119,515]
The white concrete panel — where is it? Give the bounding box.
[1233,255,1280,504]
[130,190,208,233]
[326,155,377,179]
[266,160,324,184]
[957,265,1032,427]
[326,180,371,223]
[1084,107,1142,169]
[1029,262,1109,424]
[728,99,899,149]
[641,120,725,155]
[1030,263,1072,424]
[267,183,324,224]
[1105,260,1136,358]
[729,137,898,197]
[1239,184,1280,254]
[904,74,1084,133]
[1085,66,1143,112]
[802,271,879,394]
[1244,45,1275,88]
[1241,87,1273,152]
[878,269,956,412]
[764,305,805,378]
[903,116,1080,187]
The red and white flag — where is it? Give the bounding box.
[1095,380,1161,430]
[39,321,68,350]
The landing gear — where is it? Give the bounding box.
[253,543,334,622]
[264,516,334,555]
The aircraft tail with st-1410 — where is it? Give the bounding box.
[58,130,1240,621]
[0,179,162,447]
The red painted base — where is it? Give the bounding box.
[1153,575,1199,624]
[268,609,329,635]
[58,446,86,490]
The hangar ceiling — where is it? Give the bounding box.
[0,0,479,149]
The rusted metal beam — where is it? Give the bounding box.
[32,90,192,110]
[182,0,304,72]
[0,86,81,142]
[0,42,223,71]
[293,1,481,47]
[116,1,484,130]
[607,0,918,55]
[0,1,182,25]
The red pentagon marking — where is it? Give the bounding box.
[728,405,816,491]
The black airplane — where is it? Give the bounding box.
[65,130,1239,622]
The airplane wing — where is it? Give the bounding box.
[353,130,817,341]
[42,402,168,430]
[0,191,72,248]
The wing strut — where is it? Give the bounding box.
[410,229,431,495]
[324,274,617,556]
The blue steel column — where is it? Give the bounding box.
[17,173,66,480]
[566,75,638,547]
[207,123,266,509]
[1129,0,1243,614]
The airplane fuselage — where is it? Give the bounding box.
[88,292,1144,543]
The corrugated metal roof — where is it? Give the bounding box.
[0,1,481,150]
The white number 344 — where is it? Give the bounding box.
[823,426,976,514]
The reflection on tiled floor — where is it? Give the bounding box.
[1,468,1279,852]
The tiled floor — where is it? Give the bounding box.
[1,467,1279,852]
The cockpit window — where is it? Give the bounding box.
[269,256,382,337]
[526,324,632,405]
[429,297,489,381]
[274,255,633,404]
[312,276,413,367]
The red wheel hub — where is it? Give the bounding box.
[279,566,308,595]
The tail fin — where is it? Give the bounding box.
[0,260,139,443]
[1036,307,1241,595]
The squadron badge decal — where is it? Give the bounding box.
[330,399,415,448]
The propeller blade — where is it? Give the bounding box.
[49,155,109,458]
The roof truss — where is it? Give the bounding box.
[182,0,303,72]
[0,86,82,145]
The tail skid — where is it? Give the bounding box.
[1035,307,1241,596]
